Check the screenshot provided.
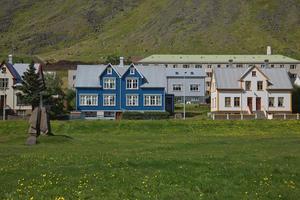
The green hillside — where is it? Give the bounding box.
[0,0,300,62]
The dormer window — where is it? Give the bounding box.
[252,71,256,77]
[107,67,112,75]
[130,67,135,75]
[175,72,179,75]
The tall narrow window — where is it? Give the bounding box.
[269,97,275,107]
[245,81,251,90]
[257,81,263,91]
[234,97,240,107]
[252,71,256,77]
[130,67,135,74]
[0,78,8,89]
[225,97,231,107]
[278,97,284,107]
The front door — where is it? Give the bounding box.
[247,97,253,112]
[256,97,261,111]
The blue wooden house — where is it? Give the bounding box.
[75,64,174,119]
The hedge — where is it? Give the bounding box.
[122,112,170,120]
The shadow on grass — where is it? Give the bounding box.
[47,133,74,139]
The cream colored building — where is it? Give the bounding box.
[0,61,42,116]
[211,66,293,115]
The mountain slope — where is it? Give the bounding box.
[0,0,300,62]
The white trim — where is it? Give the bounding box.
[126,94,139,106]
[103,94,116,106]
[126,77,139,90]
[143,94,163,106]
[103,77,116,90]
[79,94,98,106]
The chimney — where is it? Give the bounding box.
[120,57,124,67]
[8,54,13,64]
[267,46,272,55]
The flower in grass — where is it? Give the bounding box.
[55,197,65,200]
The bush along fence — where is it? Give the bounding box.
[210,113,300,120]
[122,112,170,120]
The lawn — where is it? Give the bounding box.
[0,120,300,199]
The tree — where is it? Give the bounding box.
[43,73,65,119]
[292,85,300,113]
[20,61,44,110]
[65,89,76,111]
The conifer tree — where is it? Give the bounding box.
[20,61,44,110]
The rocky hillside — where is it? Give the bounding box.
[0,0,300,62]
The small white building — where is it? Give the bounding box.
[0,59,43,116]
[211,66,293,115]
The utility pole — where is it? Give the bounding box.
[183,71,187,120]
[1,66,7,121]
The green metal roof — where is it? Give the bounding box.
[139,54,300,64]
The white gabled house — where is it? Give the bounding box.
[211,66,293,115]
[0,58,43,117]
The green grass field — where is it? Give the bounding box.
[1,120,300,199]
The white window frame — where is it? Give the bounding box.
[173,84,182,91]
[0,78,9,89]
[269,97,275,107]
[107,67,113,75]
[103,77,116,90]
[225,97,231,107]
[79,94,98,106]
[126,78,139,90]
[126,95,139,106]
[144,95,162,106]
[130,67,135,75]
[103,94,116,106]
[278,97,284,107]
[190,84,200,92]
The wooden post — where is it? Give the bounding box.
[297,113,299,120]
[227,114,229,120]
[241,114,243,120]
[284,114,286,120]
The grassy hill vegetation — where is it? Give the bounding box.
[0,0,300,62]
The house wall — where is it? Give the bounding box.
[214,68,292,113]
[166,77,205,103]
[76,66,165,113]
[68,70,77,90]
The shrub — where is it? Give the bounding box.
[122,112,170,120]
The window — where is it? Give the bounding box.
[245,81,251,90]
[280,64,284,68]
[103,78,116,89]
[190,72,194,75]
[271,64,274,68]
[261,64,265,68]
[0,78,8,89]
[195,65,202,68]
[234,97,240,107]
[144,95,162,106]
[175,72,179,75]
[107,67,112,74]
[126,78,138,89]
[206,82,211,87]
[173,64,178,68]
[173,84,182,91]
[207,65,212,68]
[257,81,263,91]
[80,95,98,106]
[103,95,115,106]
[269,97,275,107]
[126,95,139,106]
[278,97,284,107]
[217,64,221,68]
[290,65,296,69]
[190,84,200,92]
[291,74,297,78]
[183,64,189,68]
[130,67,135,74]
[72,75,76,80]
[225,97,231,107]
[236,64,243,68]
[252,71,256,77]
[16,94,28,106]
